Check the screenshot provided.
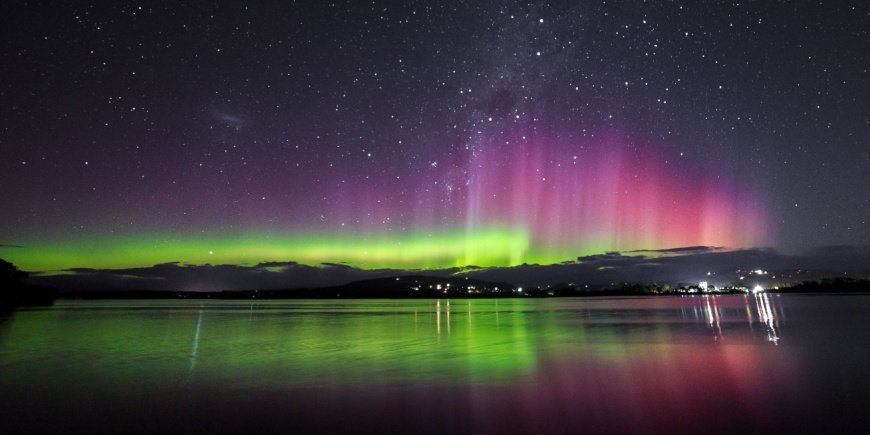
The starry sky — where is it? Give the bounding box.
[1,1,868,273]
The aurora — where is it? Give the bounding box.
[3,135,765,272]
[2,1,868,433]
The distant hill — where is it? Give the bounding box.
[62,275,519,299]
[777,278,870,293]
[251,275,518,298]
[55,274,870,300]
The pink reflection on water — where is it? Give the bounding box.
[492,345,800,432]
[455,295,800,433]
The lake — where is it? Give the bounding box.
[1,294,869,433]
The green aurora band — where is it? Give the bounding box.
[2,228,616,272]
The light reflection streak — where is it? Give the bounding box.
[468,301,472,332]
[685,294,782,344]
[756,292,780,344]
[446,300,451,336]
[702,296,723,341]
[712,296,722,339]
[436,300,441,336]
[435,300,454,337]
[744,296,754,328]
[189,306,204,376]
[704,296,713,326]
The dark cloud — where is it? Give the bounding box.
[318,262,358,270]
[576,252,631,262]
[254,261,299,268]
[625,246,724,255]
[805,245,870,255]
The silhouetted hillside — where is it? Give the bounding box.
[0,259,57,306]
[63,275,518,299]
[777,278,870,293]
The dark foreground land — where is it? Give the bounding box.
[60,276,870,300]
[4,257,870,302]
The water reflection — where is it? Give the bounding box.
[756,292,780,344]
[0,307,15,344]
[2,296,868,432]
[678,294,783,345]
[1,297,791,386]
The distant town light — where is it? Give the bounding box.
[752,284,764,293]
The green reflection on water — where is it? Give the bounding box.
[0,299,684,392]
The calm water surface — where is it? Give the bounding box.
[1,294,869,433]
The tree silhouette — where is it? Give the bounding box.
[1,259,56,306]
[0,259,28,291]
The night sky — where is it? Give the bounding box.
[2,1,869,275]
